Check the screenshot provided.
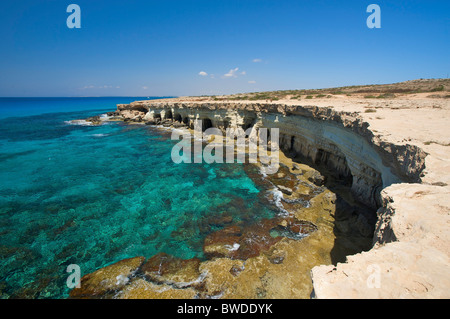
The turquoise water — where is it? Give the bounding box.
[0,98,278,298]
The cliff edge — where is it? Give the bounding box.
[86,79,450,298]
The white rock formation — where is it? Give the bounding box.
[113,98,449,299]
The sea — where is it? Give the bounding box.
[0,97,278,298]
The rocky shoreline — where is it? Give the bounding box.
[69,148,365,299]
[70,96,449,299]
[108,100,427,208]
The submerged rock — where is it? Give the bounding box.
[207,212,234,226]
[203,226,242,259]
[236,219,283,259]
[203,217,317,261]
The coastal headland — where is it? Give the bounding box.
[73,79,450,299]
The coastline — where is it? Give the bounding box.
[68,118,356,299]
[70,88,450,299]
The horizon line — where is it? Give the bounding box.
[0,96,179,99]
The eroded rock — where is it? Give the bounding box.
[277,185,293,195]
[115,278,198,299]
[140,253,202,288]
[69,256,145,299]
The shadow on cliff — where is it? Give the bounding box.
[285,151,377,265]
[329,193,375,264]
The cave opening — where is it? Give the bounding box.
[165,110,173,120]
[135,106,148,113]
[202,118,213,132]
[281,135,378,264]
[242,118,256,132]
[174,113,182,122]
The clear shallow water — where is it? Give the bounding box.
[0,98,278,298]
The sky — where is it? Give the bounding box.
[0,0,449,97]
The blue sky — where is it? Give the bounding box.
[0,0,448,97]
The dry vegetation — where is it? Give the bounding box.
[199,78,450,101]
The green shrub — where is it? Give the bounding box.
[430,85,445,92]
[377,93,396,99]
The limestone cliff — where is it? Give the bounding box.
[114,100,426,209]
[101,99,448,299]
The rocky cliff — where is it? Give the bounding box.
[115,100,426,209]
[93,98,448,299]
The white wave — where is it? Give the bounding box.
[64,119,93,126]
[208,291,225,299]
[99,113,110,121]
[91,133,109,137]
[115,274,129,286]
[259,166,268,177]
[65,113,112,126]
[268,187,291,216]
[173,272,208,289]
[224,243,240,251]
